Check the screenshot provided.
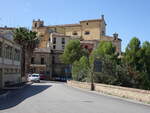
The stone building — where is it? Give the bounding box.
[0,33,21,88]
[30,48,51,75]
[30,33,72,80]
[31,15,122,80]
[32,15,121,54]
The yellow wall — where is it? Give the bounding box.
[32,18,121,54]
[80,21,101,40]
[64,26,82,37]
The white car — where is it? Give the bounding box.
[28,73,40,82]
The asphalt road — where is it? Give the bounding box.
[0,81,150,113]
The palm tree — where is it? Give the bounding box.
[13,27,38,81]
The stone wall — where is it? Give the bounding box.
[67,80,150,103]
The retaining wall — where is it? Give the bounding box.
[67,80,150,103]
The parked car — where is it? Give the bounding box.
[39,74,47,80]
[28,73,40,82]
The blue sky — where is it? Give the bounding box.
[0,0,150,51]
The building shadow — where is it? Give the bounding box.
[0,84,51,110]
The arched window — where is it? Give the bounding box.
[34,23,37,28]
[84,31,90,35]
[72,31,78,35]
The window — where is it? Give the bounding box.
[84,31,90,35]
[53,37,56,44]
[86,23,88,25]
[53,45,56,49]
[41,57,45,64]
[5,45,9,59]
[102,31,105,35]
[31,57,34,64]
[72,32,78,35]
[62,38,65,44]
[9,47,12,59]
[34,23,37,28]
[14,49,20,61]
[32,74,39,77]
[62,45,65,49]
[52,56,55,64]
[18,50,20,61]
[40,34,44,37]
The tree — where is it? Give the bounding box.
[72,56,89,81]
[123,38,150,89]
[13,27,38,80]
[139,41,150,89]
[93,41,116,57]
[141,41,150,74]
[90,41,118,84]
[124,37,141,70]
[123,38,142,86]
[61,40,83,64]
[92,41,117,73]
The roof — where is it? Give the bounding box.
[80,19,102,23]
[0,27,15,30]
[0,35,21,48]
[48,24,81,28]
[0,30,14,41]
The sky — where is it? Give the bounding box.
[0,0,150,51]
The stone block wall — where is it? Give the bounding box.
[67,80,150,103]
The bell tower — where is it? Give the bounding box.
[32,19,44,29]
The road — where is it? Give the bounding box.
[0,81,150,113]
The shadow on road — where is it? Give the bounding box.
[0,84,51,110]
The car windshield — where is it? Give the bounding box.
[32,75,39,77]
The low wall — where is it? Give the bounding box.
[67,80,150,103]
